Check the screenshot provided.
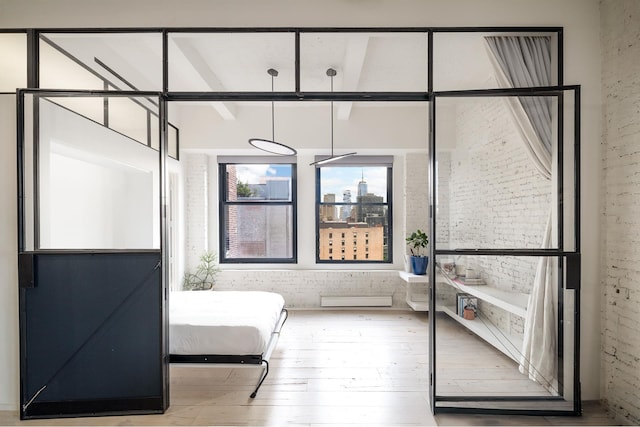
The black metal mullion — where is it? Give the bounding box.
[295,31,300,94]
[158,95,170,411]
[555,89,566,401]
[147,110,152,147]
[103,81,109,127]
[572,87,582,415]
[427,31,433,93]
[16,91,25,253]
[162,29,168,94]
[291,163,298,262]
[27,31,41,251]
[558,29,564,87]
[315,166,321,263]
[428,95,437,413]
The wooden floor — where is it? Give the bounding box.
[1,310,617,426]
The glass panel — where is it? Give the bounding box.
[168,32,295,92]
[224,164,293,202]
[561,89,577,252]
[40,38,106,90]
[37,95,160,250]
[435,96,555,250]
[108,96,153,146]
[149,112,160,151]
[434,254,574,411]
[433,32,559,91]
[300,32,428,92]
[319,166,388,203]
[40,33,162,91]
[168,125,179,159]
[0,33,27,91]
[223,205,293,259]
[21,93,36,252]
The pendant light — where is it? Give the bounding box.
[248,68,297,156]
[309,68,357,166]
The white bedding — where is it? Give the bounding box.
[169,291,285,356]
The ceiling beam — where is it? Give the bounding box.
[172,38,237,120]
[337,35,369,120]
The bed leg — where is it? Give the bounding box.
[250,360,269,398]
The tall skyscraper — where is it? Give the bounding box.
[341,189,352,220]
[357,170,368,197]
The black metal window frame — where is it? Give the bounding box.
[315,160,393,264]
[218,161,298,264]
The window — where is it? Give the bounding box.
[219,158,296,263]
[315,156,393,263]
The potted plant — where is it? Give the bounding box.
[183,251,220,290]
[406,229,429,275]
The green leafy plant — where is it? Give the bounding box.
[183,251,220,291]
[237,180,253,197]
[406,229,429,257]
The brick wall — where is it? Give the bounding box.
[443,96,551,337]
[600,0,640,424]
[180,153,426,308]
[404,153,430,242]
[183,153,209,272]
[215,269,406,308]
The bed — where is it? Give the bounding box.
[169,290,288,398]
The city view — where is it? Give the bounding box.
[319,166,389,261]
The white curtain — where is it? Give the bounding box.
[484,36,557,388]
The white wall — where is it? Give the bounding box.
[0,0,603,408]
[600,0,640,424]
[0,96,19,411]
[38,99,159,249]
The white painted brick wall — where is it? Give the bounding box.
[443,96,551,336]
[183,153,209,273]
[182,153,413,308]
[404,153,430,245]
[600,0,640,424]
[436,151,451,244]
[215,269,407,308]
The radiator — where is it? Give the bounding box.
[320,295,393,307]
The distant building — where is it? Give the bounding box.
[340,189,352,220]
[355,193,384,222]
[318,222,384,261]
[225,166,292,258]
[357,177,368,197]
[321,193,337,221]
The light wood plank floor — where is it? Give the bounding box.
[0,310,617,426]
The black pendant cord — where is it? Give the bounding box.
[329,73,334,157]
[308,67,355,166]
[271,72,275,142]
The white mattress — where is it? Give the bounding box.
[169,291,285,356]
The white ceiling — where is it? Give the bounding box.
[40,31,512,119]
[39,29,557,150]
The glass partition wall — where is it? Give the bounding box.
[17,90,168,418]
[10,27,579,418]
[430,88,580,414]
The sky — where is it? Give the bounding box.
[234,164,387,202]
[235,164,291,184]
[320,166,387,202]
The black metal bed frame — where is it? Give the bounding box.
[169,308,289,398]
